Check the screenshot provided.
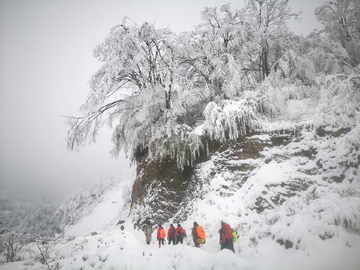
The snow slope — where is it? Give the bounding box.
[1,96,359,269]
[64,184,127,237]
[1,176,358,270]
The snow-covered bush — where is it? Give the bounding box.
[203,99,258,143]
[314,72,360,130]
[2,234,22,263]
[0,190,62,255]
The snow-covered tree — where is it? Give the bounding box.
[65,3,356,172]
[315,0,360,66]
[179,4,257,98]
[244,0,301,81]
[65,19,207,169]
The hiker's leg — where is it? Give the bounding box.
[230,241,235,253]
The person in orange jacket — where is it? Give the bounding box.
[192,222,205,248]
[167,224,176,245]
[175,223,187,244]
[157,224,166,248]
[219,221,235,253]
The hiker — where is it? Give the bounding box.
[144,221,154,245]
[175,223,187,244]
[121,225,124,231]
[168,224,176,245]
[219,221,235,253]
[157,224,166,248]
[192,222,205,248]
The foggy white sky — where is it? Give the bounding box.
[0,0,326,197]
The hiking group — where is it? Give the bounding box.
[143,220,237,253]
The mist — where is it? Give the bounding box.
[0,0,326,200]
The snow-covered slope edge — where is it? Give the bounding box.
[1,81,360,270]
[181,125,360,270]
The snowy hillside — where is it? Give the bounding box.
[2,1,360,269]
[1,95,360,270]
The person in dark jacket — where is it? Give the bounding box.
[219,221,235,253]
[167,224,176,245]
[192,222,200,247]
[144,221,154,245]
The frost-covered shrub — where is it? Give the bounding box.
[266,34,350,87]
[256,79,312,120]
[147,120,206,170]
[203,98,258,143]
[2,234,22,263]
[0,191,62,255]
[300,32,349,76]
[314,72,360,129]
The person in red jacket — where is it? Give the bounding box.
[175,223,187,244]
[167,224,176,245]
[157,224,166,248]
[219,221,235,253]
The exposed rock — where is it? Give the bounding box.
[130,150,193,227]
[129,123,359,252]
[130,132,293,227]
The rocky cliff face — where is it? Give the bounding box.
[129,129,295,227]
[130,122,360,251]
[130,149,193,226]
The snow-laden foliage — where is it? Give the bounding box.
[65,2,305,172]
[243,0,301,80]
[315,0,360,66]
[180,4,253,95]
[203,99,258,143]
[0,191,62,254]
[66,21,177,150]
[66,19,212,171]
[298,33,350,80]
[65,1,357,173]
[314,72,360,130]
[2,234,22,263]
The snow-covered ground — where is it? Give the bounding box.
[1,176,359,270]
[64,184,127,237]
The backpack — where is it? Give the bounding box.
[160,228,166,239]
[232,230,238,243]
[197,226,206,239]
[177,228,184,238]
[223,224,234,239]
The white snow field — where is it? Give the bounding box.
[1,153,359,270]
